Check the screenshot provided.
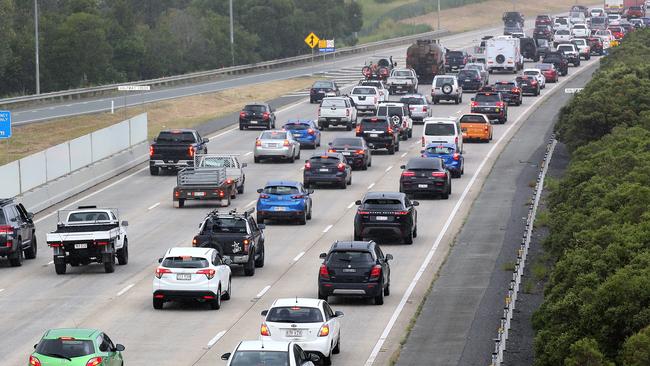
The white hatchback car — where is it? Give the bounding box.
[523,68,546,89]
[422,117,464,153]
[153,247,232,310]
[260,298,343,364]
[222,340,318,366]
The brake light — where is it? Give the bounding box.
[255,139,262,147]
[149,145,154,157]
[239,111,247,118]
[358,211,370,215]
[243,239,250,252]
[318,324,330,337]
[432,171,447,178]
[29,356,41,366]
[337,163,346,172]
[319,264,330,280]
[471,101,478,108]
[423,106,428,112]
[283,140,290,147]
[402,171,415,177]
[496,102,505,108]
[370,265,382,279]
[355,149,365,155]
[292,195,304,199]
[387,127,394,135]
[259,193,270,198]
[86,357,102,366]
[305,161,312,170]
[395,211,409,215]
[188,145,195,158]
[261,323,271,336]
[511,87,520,93]
[219,191,225,198]
[308,128,315,135]
[262,112,270,120]
[155,267,172,278]
[196,268,216,279]
[47,242,62,248]
[0,225,12,235]
[95,241,109,246]
[192,237,198,247]
[453,153,460,161]
[328,149,336,153]
[356,126,362,134]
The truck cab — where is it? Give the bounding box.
[149,129,209,175]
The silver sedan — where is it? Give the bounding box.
[254,130,301,163]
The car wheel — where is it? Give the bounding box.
[388,145,395,155]
[257,215,264,225]
[55,261,66,274]
[254,156,261,163]
[307,206,312,220]
[318,290,328,302]
[346,123,352,131]
[395,142,400,152]
[340,180,347,189]
[230,187,237,199]
[255,243,265,268]
[175,199,185,208]
[117,239,129,265]
[442,184,451,199]
[384,282,391,296]
[404,228,414,244]
[354,232,362,241]
[362,161,368,170]
[222,278,232,300]
[9,243,23,267]
[296,149,301,160]
[210,287,222,310]
[299,212,307,225]
[374,284,385,305]
[332,336,341,354]
[153,297,164,310]
[25,236,37,259]
[237,184,244,194]
[413,225,418,238]
[104,254,115,273]
[149,166,159,176]
[244,256,256,276]
[432,97,439,105]
[239,124,244,130]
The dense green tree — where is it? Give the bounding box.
[621,326,650,366]
[565,338,614,366]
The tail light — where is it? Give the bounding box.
[262,112,270,120]
[423,106,428,112]
[496,102,505,108]
[355,149,365,155]
[149,145,154,157]
[387,127,394,135]
[346,109,350,117]
[259,193,270,198]
[319,264,330,280]
[95,240,109,246]
[471,101,479,108]
[188,145,195,158]
[283,140,290,147]
[369,265,382,280]
[174,190,180,198]
[395,211,409,215]
[337,163,346,172]
[242,239,251,252]
[455,136,458,146]
[432,171,447,178]
[511,87,521,93]
[453,153,460,161]
[225,178,233,185]
[239,111,247,118]
[304,161,312,170]
[328,149,336,153]
[0,225,13,235]
[292,195,304,199]
[318,324,330,337]
[47,242,62,248]
[192,237,198,247]
[196,268,216,279]
[261,323,271,336]
[402,171,415,177]
[29,356,41,366]
[219,191,225,198]
[308,128,315,135]
[86,358,103,366]
[358,210,370,215]
[155,267,172,278]
[255,139,262,147]
[355,126,362,134]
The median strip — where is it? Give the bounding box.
[255,285,271,299]
[117,284,135,297]
[207,330,226,348]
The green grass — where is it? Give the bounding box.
[357,0,421,28]
[535,210,551,228]
[531,260,549,281]
[502,261,516,272]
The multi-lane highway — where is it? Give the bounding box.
[0,23,599,366]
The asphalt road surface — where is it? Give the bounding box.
[0,26,599,366]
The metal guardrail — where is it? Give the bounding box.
[0,29,449,109]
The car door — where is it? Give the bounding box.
[212,251,229,287]
[322,302,340,343]
[98,333,121,366]
[14,204,33,245]
[7,205,28,247]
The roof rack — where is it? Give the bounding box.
[207,207,255,218]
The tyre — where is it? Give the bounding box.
[237,184,244,194]
[176,199,185,208]
[354,232,362,241]
[222,278,232,300]
[404,228,413,244]
[432,97,439,105]
[149,166,159,176]
[255,243,265,268]
[210,287,222,310]
[362,161,368,170]
[104,255,115,273]
[239,124,244,130]
[332,336,341,354]
[230,187,237,199]
[347,175,352,185]
[374,285,385,305]
[9,244,23,267]
[244,256,256,276]
[257,215,264,225]
[117,240,129,265]
[408,128,413,138]
[454,96,460,105]
[153,298,164,310]
[24,236,37,259]
[307,206,312,220]
[395,142,400,152]
[340,180,347,189]
[318,290,328,302]
[384,282,391,296]
[55,262,67,275]
[346,123,352,131]
[299,212,307,225]
[441,185,451,200]
[388,145,395,155]
[322,355,332,366]
[413,225,418,238]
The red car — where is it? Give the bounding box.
[535,14,552,26]
[536,63,558,83]
[608,26,625,39]
[624,6,644,19]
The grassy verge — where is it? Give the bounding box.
[0,77,315,165]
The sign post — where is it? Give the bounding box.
[116,85,151,119]
[0,110,12,164]
[564,88,584,94]
[305,32,320,72]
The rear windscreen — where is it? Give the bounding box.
[425,146,454,155]
[36,339,95,358]
[321,99,346,108]
[283,123,310,130]
[313,81,333,88]
[244,105,266,113]
[0,210,5,225]
[162,256,209,268]
[406,159,441,170]
[309,156,341,165]
[460,115,487,123]
[332,138,364,147]
[399,97,426,105]
[495,83,515,91]
[260,131,286,140]
[362,199,404,209]
[377,106,403,117]
[556,29,569,35]
[360,81,382,88]
[446,51,464,57]
[266,306,324,323]
[328,251,374,266]
[458,70,478,79]
[557,45,573,52]
[208,218,247,234]
[230,351,289,366]
[475,93,501,102]
[68,211,110,222]
[425,123,455,136]
[361,120,388,129]
[592,17,605,24]
[393,70,411,77]
[523,70,539,76]
[352,87,375,95]
[157,131,195,143]
[263,186,300,195]
[435,77,455,87]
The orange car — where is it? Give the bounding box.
[459,113,492,142]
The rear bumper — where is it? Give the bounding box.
[520,86,538,95]
[471,108,506,119]
[240,119,271,128]
[357,222,409,238]
[254,147,292,158]
[257,209,305,219]
[153,290,218,301]
[304,173,347,185]
[432,93,460,101]
[150,160,192,169]
[400,181,448,194]
[366,139,395,149]
[355,105,377,114]
[319,281,382,298]
[0,244,16,256]
[173,187,229,201]
[459,81,482,91]
[318,117,353,125]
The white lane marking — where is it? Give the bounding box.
[117,284,135,297]
[400,152,407,158]
[455,109,463,114]
[364,58,597,366]
[347,201,355,209]
[367,182,375,190]
[244,151,253,156]
[323,224,333,233]
[385,165,393,172]
[47,260,54,265]
[207,126,237,140]
[147,202,160,210]
[246,200,257,208]
[0,289,4,294]
[207,330,226,348]
[255,285,271,299]
[293,251,305,262]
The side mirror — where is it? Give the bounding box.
[308,189,315,194]
[115,344,125,352]
[223,257,233,265]
[153,137,157,142]
[121,220,129,227]
[221,353,231,361]
[385,254,394,261]
[27,212,34,220]
[261,310,268,316]
[334,310,344,317]
[258,224,266,230]
[203,138,210,143]
[412,201,420,206]
[34,344,38,349]
[309,354,321,363]
[319,253,327,259]
[355,200,362,206]
[256,188,263,193]
[241,163,247,168]
[158,257,163,263]
[399,165,406,169]
[393,62,397,67]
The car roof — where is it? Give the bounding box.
[265,180,301,188]
[423,117,456,123]
[271,298,322,308]
[165,247,214,258]
[43,328,101,340]
[331,240,374,251]
[364,191,404,200]
[237,340,291,352]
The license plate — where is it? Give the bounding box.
[319,168,329,172]
[194,192,205,197]
[269,144,278,148]
[342,152,351,156]
[375,216,388,221]
[250,121,258,124]
[74,243,87,249]
[293,134,301,137]
[464,79,471,82]
[370,133,378,138]
[176,273,191,281]
[286,329,303,337]
[342,268,357,273]
[274,206,287,211]
[418,184,428,188]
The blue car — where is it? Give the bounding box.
[421,143,464,178]
[283,120,321,149]
[256,181,313,225]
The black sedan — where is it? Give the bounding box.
[328,137,372,170]
[303,153,352,189]
[318,240,392,305]
[239,103,276,130]
[354,191,418,244]
[516,75,540,96]
[309,80,340,103]
[399,157,451,198]
[494,81,522,106]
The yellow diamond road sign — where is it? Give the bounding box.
[305,32,320,49]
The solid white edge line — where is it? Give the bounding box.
[400,152,407,158]
[207,330,226,348]
[147,202,160,210]
[367,182,375,190]
[117,284,135,297]
[385,165,393,172]
[244,151,253,156]
[347,202,355,209]
[255,285,271,299]
[293,251,305,262]
[323,224,333,233]
[47,260,54,265]
[364,58,597,366]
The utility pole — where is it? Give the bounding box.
[34,0,40,94]
[437,0,441,30]
[229,0,235,67]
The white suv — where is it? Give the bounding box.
[260,298,343,365]
[318,97,357,130]
[431,75,463,104]
[422,117,464,153]
[153,247,232,310]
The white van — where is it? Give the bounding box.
[421,117,464,153]
[485,36,523,74]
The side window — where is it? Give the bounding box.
[293,344,303,364]
[248,218,258,233]
[15,204,29,221]
[375,245,385,260]
[7,205,20,223]
[98,334,113,352]
[323,303,335,320]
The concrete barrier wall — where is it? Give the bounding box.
[0,113,148,212]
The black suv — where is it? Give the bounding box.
[356,117,400,154]
[471,90,508,123]
[543,51,569,76]
[0,199,36,266]
[328,137,372,170]
[399,158,452,199]
[520,37,540,61]
[303,153,352,189]
[239,103,276,130]
[494,81,522,106]
[445,50,469,71]
[192,208,265,276]
[318,240,393,305]
[354,192,418,244]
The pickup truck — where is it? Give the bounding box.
[46,206,129,275]
[350,86,381,115]
[192,208,265,276]
[149,129,209,175]
[385,68,418,94]
[195,154,247,194]
[318,97,358,131]
[173,164,237,208]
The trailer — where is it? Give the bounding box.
[173,165,237,208]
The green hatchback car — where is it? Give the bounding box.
[29,328,125,366]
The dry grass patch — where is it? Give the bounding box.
[401,0,600,33]
[0,77,315,165]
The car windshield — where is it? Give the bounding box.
[399,97,426,105]
[36,339,95,359]
[332,138,364,147]
[328,251,375,265]
[425,123,455,135]
[475,93,501,102]
[283,123,310,130]
[352,87,376,95]
[67,211,110,222]
[393,70,411,76]
[460,115,487,123]
[260,131,287,140]
[321,99,346,108]
[524,70,539,76]
[162,256,209,268]
[157,131,195,143]
[435,77,455,87]
[230,351,289,366]
[362,198,404,209]
[377,106,403,117]
[263,186,300,195]
[536,63,552,70]
[313,81,333,88]
[209,218,248,234]
[537,39,549,46]
[244,105,266,113]
[360,120,388,129]
[458,70,478,79]
[425,145,455,155]
[266,306,324,323]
